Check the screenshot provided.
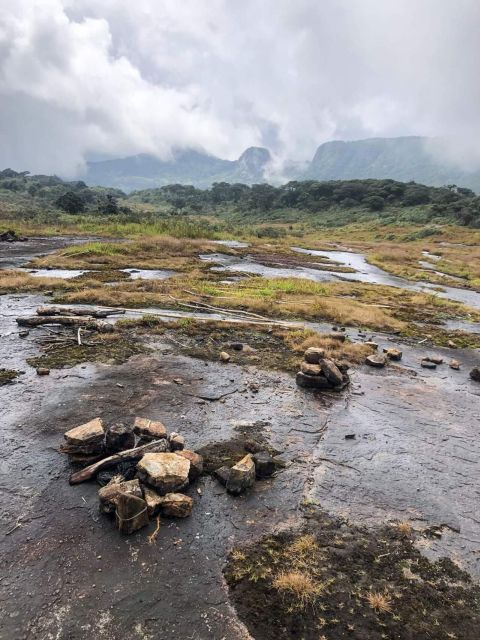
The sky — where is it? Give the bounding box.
[0,0,479,176]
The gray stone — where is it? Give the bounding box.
[252,452,276,478]
[319,358,344,386]
[421,359,437,369]
[365,354,387,368]
[304,347,325,364]
[133,417,167,441]
[226,454,255,496]
[470,367,480,382]
[168,432,185,451]
[176,450,203,480]
[137,452,190,494]
[296,371,332,390]
[98,478,142,515]
[213,465,231,486]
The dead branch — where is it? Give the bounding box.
[17,316,114,333]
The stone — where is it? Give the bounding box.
[137,452,190,494]
[470,367,480,382]
[105,423,135,453]
[219,351,231,362]
[448,340,457,349]
[421,359,437,369]
[168,432,185,451]
[449,359,460,370]
[159,493,193,518]
[226,454,255,496]
[98,478,142,515]
[319,358,344,386]
[304,347,325,364]
[133,417,167,441]
[365,354,387,368]
[384,347,402,361]
[213,465,231,486]
[115,493,149,534]
[36,367,50,376]
[19,330,29,338]
[64,418,104,449]
[300,361,322,376]
[252,452,276,478]
[296,371,332,390]
[230,342,244,351]
[176,450,203,480]
[424,355,444,365]
[143,486,164,517]
[364,341,378,350]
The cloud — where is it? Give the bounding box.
[0,0,479,175]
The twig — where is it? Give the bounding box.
[77,327,82,346]
[148,516,161,544]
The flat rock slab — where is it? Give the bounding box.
[133,417,167,440]
[64,417,104,445]
[137,452,190,494]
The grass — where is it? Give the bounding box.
[366,591,393,614]
[272,571,325,607]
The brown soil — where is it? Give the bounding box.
[225,514,480,640]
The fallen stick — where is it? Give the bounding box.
[77,327,82,345]
[69,440,167,485]
[17,316,114,332]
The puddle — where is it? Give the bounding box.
[212,240,250,248]
[21,268,89,279]
[120,268,175,280]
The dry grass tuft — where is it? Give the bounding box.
[273,571,321,606]
[366,591,393,614]
[396,522,413,538]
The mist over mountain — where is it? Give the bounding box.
[84,137,480,193]
[85,147,271,192]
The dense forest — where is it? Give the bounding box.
[1,168,480,227]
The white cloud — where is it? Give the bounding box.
[0,0,479,175]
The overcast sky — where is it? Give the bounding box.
[1,0,479,176]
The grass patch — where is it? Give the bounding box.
[225,517,480,639]
[0,369,20,385]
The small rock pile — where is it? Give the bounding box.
[61,417,202,534]
[296,346,349,391]
[213,450,277,495]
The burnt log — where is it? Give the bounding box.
[16,315,114,332]
[36,306,124,319]
[69,439,168,485]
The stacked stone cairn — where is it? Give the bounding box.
[295,346,350,391]
[61,417,203,534]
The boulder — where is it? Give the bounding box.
[133,417,167,441]
[300,362,322,376]
[143,486,164,517]
[213,465,231,486]
[159,493,193,518]
[449,359,460,370]
[364,341,378,350]
[220,351,231,362]
[98,477,142,515]
[168,432,185,451]
[384,347,402,361]
[176,450,203,480]
[106,423,135,452]
[296,371,333,390]
[115,493,149,534]
[226,454,255,496]
[36,367,50,376]
[365,354,387,368]
[421,359,437,369]
[252,452,276,478]
[470,367,480,382]
[64,418,104,453]
[137,452,190,494]
[304,347,325,364]
[319,358,344,386]
[424,355,444,365]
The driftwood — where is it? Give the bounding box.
[36,306,125,319]
[17,316,114,332]
[69,440,167,485]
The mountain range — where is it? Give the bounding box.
[84,136,480,193]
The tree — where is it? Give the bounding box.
[55,191,85,214]
[98,194,119,215]
[364,195,385,211]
